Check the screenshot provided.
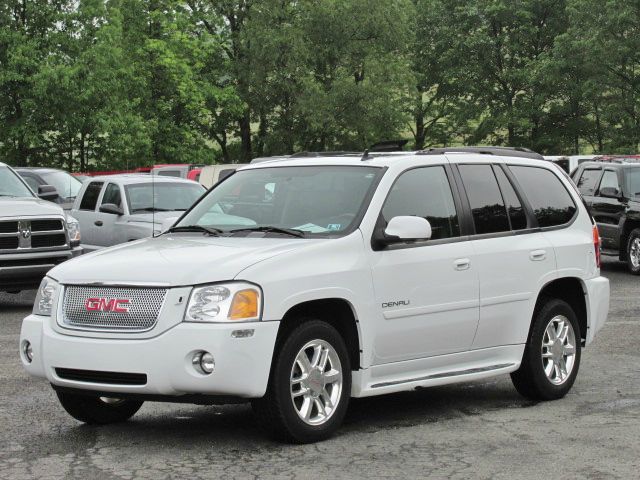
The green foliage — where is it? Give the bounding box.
[1,0,640,170]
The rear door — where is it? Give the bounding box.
[591,169,625,251]
[71,181,104,250]
[455,164,555,349]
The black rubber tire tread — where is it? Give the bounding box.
[56,391,143,425]
[511,297,582,401]
[626,228,640,275]
[252,319,351,443]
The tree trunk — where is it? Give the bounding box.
[79,132,86,172]
[414,90,425,150]
[239,109,252,161]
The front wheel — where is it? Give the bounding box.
[511,298,581,400]
[252,320,351,443]
[626,228,640,275]
[57,391,143,424]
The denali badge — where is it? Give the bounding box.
[382,300,410,308]
[85,298,131,313]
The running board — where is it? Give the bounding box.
[371,363,516,389]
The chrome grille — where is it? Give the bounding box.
[62,286,167,332]
[0,217,67,252]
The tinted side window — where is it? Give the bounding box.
[510,166,577,227]
[101,183,122,207]
[158,170,181,177]
[494,167,527,230]
[576,168,602,195]
[79,182,104,211]
[459,164,509,234]
[382,166,460,240]
[598,170,619,193]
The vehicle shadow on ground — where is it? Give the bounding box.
[46,381,535,447]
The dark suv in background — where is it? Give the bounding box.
[572,159,640,274]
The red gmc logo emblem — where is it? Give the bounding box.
[85,298,131,313]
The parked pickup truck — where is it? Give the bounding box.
[0,162,82,292]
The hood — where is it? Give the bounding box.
[130,211,185,224]
[0,197,65,218]
[49,234,323,286]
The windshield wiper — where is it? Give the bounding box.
[134,207,171,212]
[228,226,306,238]
[167,225,223,236]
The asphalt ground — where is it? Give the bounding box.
[1,256,638,479]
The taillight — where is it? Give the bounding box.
[593,225,601,268]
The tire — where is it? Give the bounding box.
[252,320,351,443]
[56,391,143,425]
[626,228,640,275]
[511,298,582,401]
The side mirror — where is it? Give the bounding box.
[99,203,124,216]
[383,216,432,244]
[599,187,622,199]
[160,216,179,233]
[38,184,58,201]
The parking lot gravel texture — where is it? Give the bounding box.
[1,257,638,479]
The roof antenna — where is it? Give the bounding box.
[152,164,156,237]
[361,149,370,161]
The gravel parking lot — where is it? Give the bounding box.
[1,257,638,479]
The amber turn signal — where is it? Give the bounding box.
[228,289,260,320]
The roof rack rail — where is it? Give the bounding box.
[369,139,409,152]
[418,146,544,160]
[289,151,360,158]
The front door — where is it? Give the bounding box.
[591,169,626,251]
[370,165,479,364]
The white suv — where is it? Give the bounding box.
[20,149,610,443]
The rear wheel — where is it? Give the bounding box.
[626,228,640,274]
[252,320,351,443]
[511,298,581,400]
[56,391,143,424]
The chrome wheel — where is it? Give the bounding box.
[541,315,576,385]
[290,339,343,426]
[630,237,640,268]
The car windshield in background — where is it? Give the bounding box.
[176,166,382,236]
[40,171,82,199]
[625,168,640,197]
[125,182,205,213]
[0,166,35,198]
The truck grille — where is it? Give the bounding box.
[62,286,168,332]
[0,218,67,251]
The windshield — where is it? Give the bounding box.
[0,166,35,198]
[125,182,205,213]
[625,167,640,197]
[176,165,382,236]
[40,171,82,199]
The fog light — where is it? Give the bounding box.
[192,351,215,375]
[22,340,33,363]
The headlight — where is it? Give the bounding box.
[65,214,81,246]
[33,277,59,316]
[184,282,262,323]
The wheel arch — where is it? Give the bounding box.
[276,298,362,371]
[620,218,640,260]
[534,277,587,345]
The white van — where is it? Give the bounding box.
[199,164,247,188]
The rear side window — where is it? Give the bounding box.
[575,168,602,195]
[79,182,104,211]
[458,165,510,234]
[382,166,460,240]
[494,167,527,230]
[510,166,577,228]
[101,183,122,207]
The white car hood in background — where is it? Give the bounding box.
[130,211,186,224]
[0,197,65,217]
[49,234,322,286]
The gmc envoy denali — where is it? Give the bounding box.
[20,148,609,443]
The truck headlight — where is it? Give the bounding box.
[33,277,59,316]
[65,214,81,246]
[184,282,262,323]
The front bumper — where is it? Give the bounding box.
[20,314,279,399]
[0,246,82,291]
[584,275,610,345]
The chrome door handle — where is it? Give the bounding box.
[454,258,470,270]
[530,249,546,261]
